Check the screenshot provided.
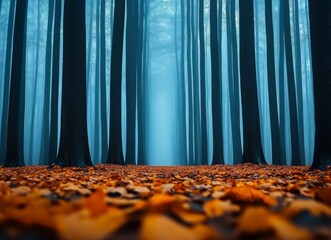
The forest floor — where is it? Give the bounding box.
[0,164,331,240]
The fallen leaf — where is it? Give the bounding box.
[225,187,276,206]
[238,207,312,240]
[55,208,126,240]
[282,199,331,217]
[191,224,223,240]
[211,191,225,199]
[106,197,142,206]
[172,205,206,224]
[204,200,240,218]
[11,186,31,195]
[161,183,174,193]
[139,214,198,240]
[84,189,108,217]
[315,188,331,206]
[133,186,150,197]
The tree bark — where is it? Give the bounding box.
[57,0,93,167]
[239,0,266,164]
[40,0,55,165]
[100,0,108,163]
[210,0,224,165]
[0,0,15,165]
[199,0,208,165]
[293,0,305,164]
[126,0,138,165]
[265,0,282,165]
[282,0,301,165]
[107,0,125,165]
[49,0,62,164]
[309,0,331,170]
[5,0,28,167]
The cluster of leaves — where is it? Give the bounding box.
[0,164,331,239]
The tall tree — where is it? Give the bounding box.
[282,0,301,165]
[49,0,62,164]
[0,0,15,165]
[100,0,108,163]
[230,0,242,164]
[126,0,138,165]
[137,0,149,165]
[176,0,187,165]
[192,1,201,165]
[210,0,224,165]
[278,0,287,165]
[309,0,331,170]
[199,0,208,165]
[94,0,101,163]
[293,0,305,164]
[40,0,55,165]
[265,0,282,165]
[86,0,94,148]
[29,0,41,165]
[186,0,194,165]
[4,0,28,167]
[107,0,125,165]
[239,0,266,164]
[56,0,93,167]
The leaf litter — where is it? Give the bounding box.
[0,164,331,239]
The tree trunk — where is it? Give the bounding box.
[293,0,305,164]
[100,0,108,163]
[230,0,242,165]
[28,0,41,165]
[40,0,55,165]
[94,0,101,163]
[126,0,138,165]
[107,0,125,165]
[282,0,301,165]
[137,0,149,165]
[192,2,201,165]
[199,0,208,165]
[309,0,331,170]
[265,0,282,165]
[4,0,28,167]
[239,0,266,164]
[177,0,187,165]
[0,0,15,165]
[57,0,93,167]
[278,0,287,165]
[49,0,62,164]
[210,0,224,165]
[186,0,194,165]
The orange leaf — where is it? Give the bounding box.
[226,187,276,206]
[204,199,240,218]
[239,207,312,240]
[55,208,126,240]
[139,214,198,240]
